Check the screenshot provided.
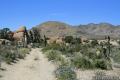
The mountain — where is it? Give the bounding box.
[35,21,120,39]
[35,21,76,37]
[76,23,120,39]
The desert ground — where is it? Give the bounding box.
[0,48,56,80]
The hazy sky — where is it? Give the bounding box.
[0,0,120,30]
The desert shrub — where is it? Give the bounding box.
[46,50,59,61]
[0,47,18,64]
[55,66,77,80]
[94,59,107,70]
[42,45,52,52]
[91,39,98,47]
[113,54,120,63]
[69,43,112,70]
[73,44,81,52]
[62,47,74,57]
[88,52,97,60]
[42,39,112,70]
[32,43,40,48]
[71,54,94,69]
[79,44,90,54]
[42,43,81,57]
[75,38,81,44]
[111,47,120,64]
[17,48,30,59]
[42,43,62,52]
[44,50,67,65]
[59,44,81,57]
[64,36,73,43]
[70,37,81,44]
[0,46,30,64]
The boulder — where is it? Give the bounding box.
[16,26,26,33]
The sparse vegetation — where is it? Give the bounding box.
[111,46,120,64]
[91,39,98,47]
[0,45,30,64]
[43,50,68,66]
[0,24,120,80]
[17,48,30,59]
[42,37,113,70]
[94,59,107,70]
[71,54,95,69]
[55,66,77,80]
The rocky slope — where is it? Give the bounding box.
[35,21,76,37]
[35,21,120,39]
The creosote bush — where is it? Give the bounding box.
[0,46,30,64]
[17,48,30,59]
[0,46,17,64]
[55,66,77,80]
[42,43,62,52]
[71,54,94,69]
[111,47,120,64]
[94,59,107,70]
[44,50,67,65]
[44,50,61,61]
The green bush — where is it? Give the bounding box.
[0,46,30,64]
[71,54,94,69]
[46,50,59,61]
[44,50,70,66]
[64,36,73,43]
[0,47,18,64]
[32,43,40,48]
[42,40,113,70]
[42,44,62,52]
[111,47,120,64]
[44,50,66,64]
[55,66,77,80]
[91,39,98,47]
[94,59,107,70]
[17,48,30,59]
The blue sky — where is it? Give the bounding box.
[0,0,120,30]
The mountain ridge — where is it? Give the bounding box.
[35,21,120,39]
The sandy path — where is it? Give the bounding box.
[0,48,56,80]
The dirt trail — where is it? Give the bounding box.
[0,48,56,80]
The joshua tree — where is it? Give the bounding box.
[44,35,47,47]
[102,36,111,59]
[0,28,10,39]
[107,36,111,57]
[0,29,3,39]
[22,26,30,47]
[3,28,10,39]
[103,36,111,59]
[31,27,41,43]
[104,36,112,70]
[29,30,34,43]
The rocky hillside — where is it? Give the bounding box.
[35,21,120,39]
[76,23,120,39]
[36,21,76,37]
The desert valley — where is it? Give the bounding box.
[0,21,120,80]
